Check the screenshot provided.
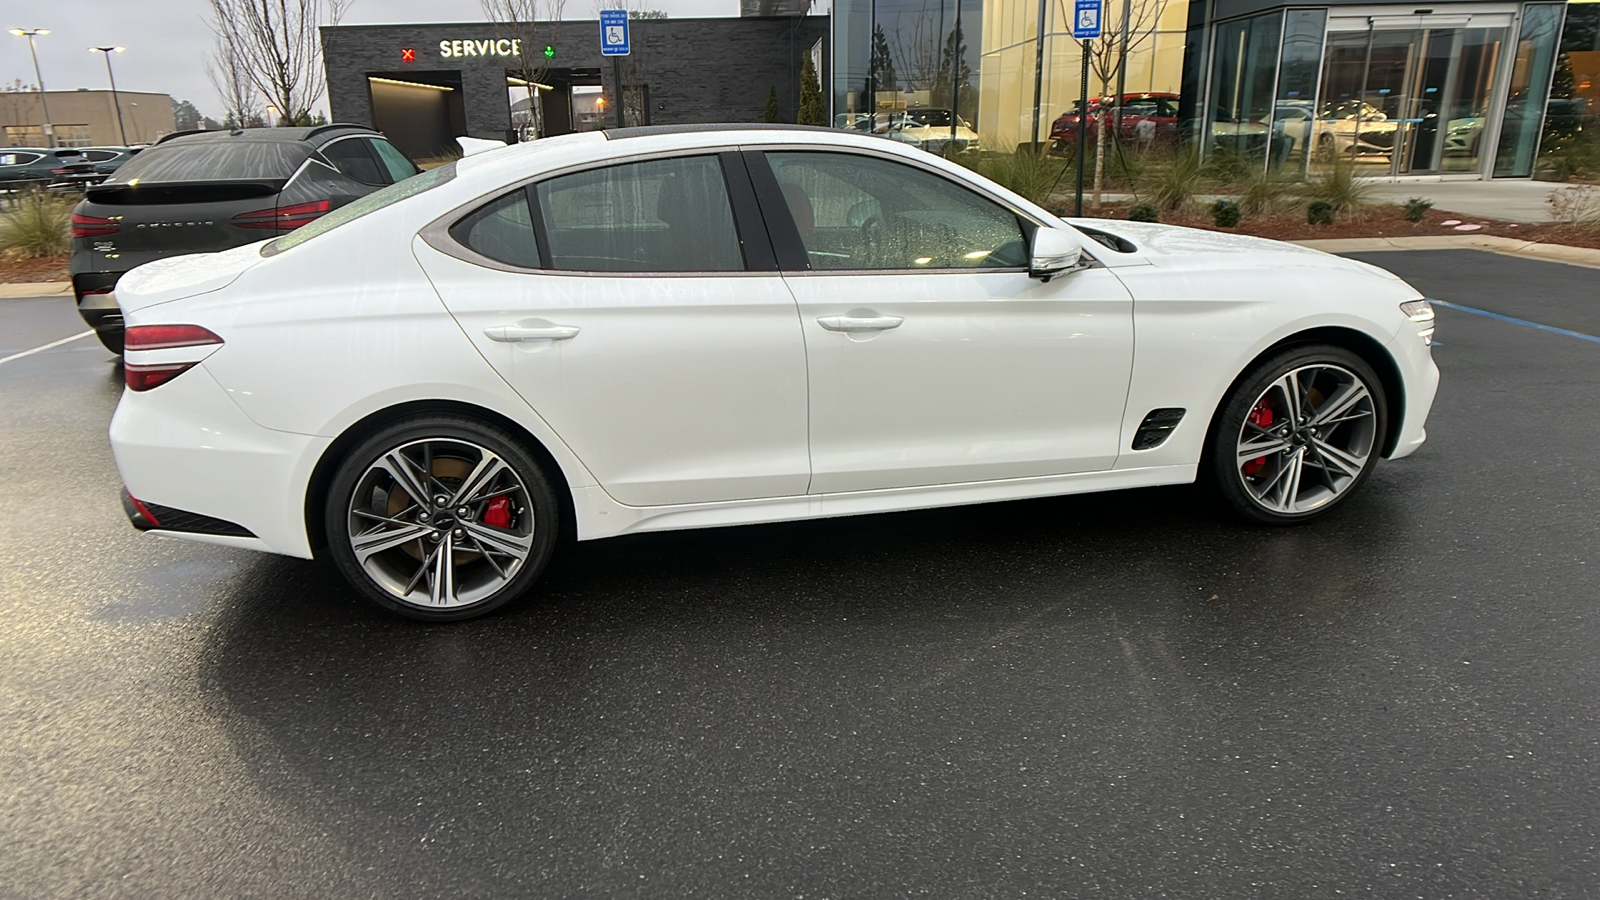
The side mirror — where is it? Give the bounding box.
[1029,228,1084,281]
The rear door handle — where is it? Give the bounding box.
[817,315,903,333]
[483,324,581,342]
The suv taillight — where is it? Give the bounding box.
[71,213,121,238]
[231,199,331,230]
[123,324,224,392]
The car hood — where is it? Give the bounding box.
[113,241,267,313]
[1065,218,1410,281]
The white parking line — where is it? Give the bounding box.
[0,330,95,366]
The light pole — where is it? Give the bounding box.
[90,46,128,146]
[9,28,55,147]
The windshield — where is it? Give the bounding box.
[909,110,954,128]
[262,162,458,256]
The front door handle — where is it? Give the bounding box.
[817,315,903,333]
[483,324,581,342]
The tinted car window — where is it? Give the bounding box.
[0,152,44,166]
[321,138,386,185]
[450,190,539,268]
[105,142,308,184]
[264,161,457,256]
[370,139,420,183]
[765,152,1027,270]
[534,155,743,272]
[81,150,118,162]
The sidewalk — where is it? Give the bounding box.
[1358,179,1565,224]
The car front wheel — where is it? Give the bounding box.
[1210,345,1388,525]
[323,415,561,621]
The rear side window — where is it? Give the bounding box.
[106,142,308,184]
[450,191,539,268]
[0,152,43,166]
[263,161,457,256]
[533,155,744,272]
[321,138,386,185]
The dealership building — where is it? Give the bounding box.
[324,0,1597,179]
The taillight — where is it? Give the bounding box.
[124,324,224,351]
[123,324,224,392]
[231,198,330,230]
[71,213,121,238]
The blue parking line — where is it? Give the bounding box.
[1431,299,1600,345]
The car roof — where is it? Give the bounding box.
[155,124,377,146]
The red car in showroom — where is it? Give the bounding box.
[1050,93,1181,152]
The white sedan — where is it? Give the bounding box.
[109,125,1439,621]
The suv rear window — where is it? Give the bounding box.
[105,141,309,185]
[262,162,457,256]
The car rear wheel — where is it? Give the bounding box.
[1210,345,1388,525]
[324,416,560,621]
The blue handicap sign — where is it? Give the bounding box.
[600,9,631,56]
[1073,0,1102,39]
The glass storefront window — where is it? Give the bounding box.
[1206,12,1283,170]
[1496,3,1567,176]
[1271,9,1326,174]
[1542,2,1600,176]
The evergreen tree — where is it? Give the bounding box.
[797,56,826,127]
[764,86,780,123]
[932,22,971,115]
[869,24,897,96]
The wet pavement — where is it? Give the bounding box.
[1,250,1596,898]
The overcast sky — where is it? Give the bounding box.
[2,0,752,120]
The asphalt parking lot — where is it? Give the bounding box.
[2,249,1596,898]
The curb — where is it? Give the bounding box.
[1291,234,1600,270]
[0,281,70,298]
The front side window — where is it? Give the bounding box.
[370,138,420,182]
[534,155,744,272]
[765,152,1028,271]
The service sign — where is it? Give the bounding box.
[439,38,522,58]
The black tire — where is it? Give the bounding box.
[1209,344,1388,525]
[323,415,561,621]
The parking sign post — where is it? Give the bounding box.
[600,10,630,128]
[1071,0,1102,217]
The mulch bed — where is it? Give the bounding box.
[0,254,69,283]
[1056,201,1600,250]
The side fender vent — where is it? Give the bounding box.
[1132,408,1186,451]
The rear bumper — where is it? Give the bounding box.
[110,362,329,559]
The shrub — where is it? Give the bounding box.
[1307,200,1335,226]
[1140,148,1206,211]
[1306,158,1373,218]
[1547,184,1600,225]
[1239,173,1297,215]
[0,189,71,259]
[1128,203,1159,222]
[1210,199,1241,228]
[1402,197,1433,223]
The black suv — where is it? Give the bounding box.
[71,125,420,351]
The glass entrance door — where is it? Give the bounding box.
[1316,20,1506,175]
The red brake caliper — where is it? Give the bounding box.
[1242,401,1274,476]
[482,496,512,528]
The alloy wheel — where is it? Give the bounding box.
[1234,363,1378,515]
[345,437,535,609]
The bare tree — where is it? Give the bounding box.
[1058,0,1167,204]
[891,4,944,98]
[207,0,352,126]
[483,0,569,139]
[206,30,261,128]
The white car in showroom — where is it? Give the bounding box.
[109,125,1438,621]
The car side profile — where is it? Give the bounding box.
[108,125,1438,621]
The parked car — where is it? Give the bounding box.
[70,124,420,351]
[78,146,143,175]
[1050,93,1182,151]
[0,147,98,191]
[1312,100,1398,160]
[108,124,1439,621]
[889,108,981,154]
